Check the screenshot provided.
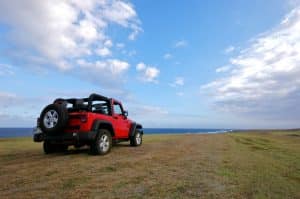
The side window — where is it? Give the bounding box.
[113,104,123,115]
[91,101,110,115]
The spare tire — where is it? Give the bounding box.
[40,104,69,135]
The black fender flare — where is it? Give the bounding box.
[91,120,115,137]
[129,123,143,138]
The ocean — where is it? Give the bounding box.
[0,128,231,138]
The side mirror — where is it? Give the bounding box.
[123,110,128,117]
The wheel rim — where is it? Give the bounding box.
[43,110,59,128]
[99,134,110,152]
[136,133,142,145]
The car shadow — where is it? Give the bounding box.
[60,143,132,155]
[64,148,90,155]
[113,143,132,148]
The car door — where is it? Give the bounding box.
[112,102,129,138]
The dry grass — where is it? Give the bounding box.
[0,131,299,198]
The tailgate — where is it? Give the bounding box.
[64,112,90,132]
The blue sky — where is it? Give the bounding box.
[0,0,299,128]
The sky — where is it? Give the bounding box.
[0,0,300,129]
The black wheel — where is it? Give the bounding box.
[43,141,56,154]
[40,104,68,135]
[90,129,112,155]
[130,129,143,147]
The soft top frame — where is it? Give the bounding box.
[53,93,112,112]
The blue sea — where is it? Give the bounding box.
[0,128,232,138]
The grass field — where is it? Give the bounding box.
[0,131,299,199]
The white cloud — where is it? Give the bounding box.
[104,39,113,48]
[95,47,112,57]
[106,59,130,75]
[102,1,136,27]
[77,19,99,42]
[170,77,184,87]
[224,46,235,54]
[102,1,142,40]
[78,59,129,75]
[288,0,300,7]
[163,53,172,60]
[144,68,160,83]
[128,25,142,40]
[77,58,130,86]
[0,64,14,76]
[136,62,160,83]
[136,62,146,71]
[176,92,184,96]
[175,77,184,86]
[116,43,125,49]
[215,65,232,73]
[174,40,188,48]
[0,0,141,81]
[0,92,17,107]
[202,7,300,123]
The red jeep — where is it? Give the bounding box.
[33,93,143,155]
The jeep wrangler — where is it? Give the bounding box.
[33,93,143,155]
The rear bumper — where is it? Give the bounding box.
[45,131,97,143]
[33,128,44,142]
[33,128,97,144]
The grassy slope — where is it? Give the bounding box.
[0,131,299,199]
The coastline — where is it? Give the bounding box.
[0,128,232,138]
